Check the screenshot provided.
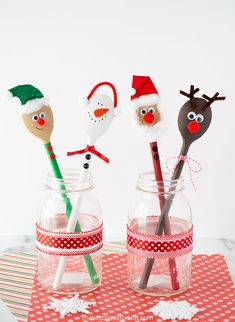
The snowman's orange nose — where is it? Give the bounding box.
[94,108,109,118]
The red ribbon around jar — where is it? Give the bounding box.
[127,217,193,259]
[36,223,103,256]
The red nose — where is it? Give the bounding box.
[187,121,200,133]
[38,118,45,126]
[143,112,155,124]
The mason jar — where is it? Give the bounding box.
[127,171,193,296]
[36,169,102,293]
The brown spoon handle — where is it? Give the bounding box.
[138,141,191,289]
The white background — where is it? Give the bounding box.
[0,0,234,239]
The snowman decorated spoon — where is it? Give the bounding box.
[53,82,118,290]
[67,81,118,163]
[139,85,225,289]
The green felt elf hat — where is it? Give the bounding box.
[3,84,49,114]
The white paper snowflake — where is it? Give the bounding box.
[43,295,96,318]
[149,300,204,320]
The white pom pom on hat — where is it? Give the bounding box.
[78,97,89,107]
[1,90,13,102]
[130,88,136,96]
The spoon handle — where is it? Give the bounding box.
[44,142,99,285]
[171,141,190,180]
[149,142,179,290]
[139,141,190,289]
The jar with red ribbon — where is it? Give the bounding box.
[37,169,102,293]
[127,171,193,296]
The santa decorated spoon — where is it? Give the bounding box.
[139,85,225,289]
[130,75,179,290]
[53,82,118,289]
[3,84,98,284]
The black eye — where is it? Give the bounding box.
[148,107,155,114]
[32,115,38,121]
[140,108,147,115]
[196,114,204,123]
[187,111,196,120]
[39,112,46,119]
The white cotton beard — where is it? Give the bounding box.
[130,95,167,142]
[130,106,166,142]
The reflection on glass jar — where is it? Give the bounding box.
[127,171,193,296]
[37,169,102,294]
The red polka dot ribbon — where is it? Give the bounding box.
[36,223,103,256]
[127,224,193,259]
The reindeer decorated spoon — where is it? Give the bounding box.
[139,85,225,289]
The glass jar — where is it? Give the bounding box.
[127,171,193,296]
[36,169,102,294]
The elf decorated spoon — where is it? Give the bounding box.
[130,75,179,290]
[139,85,225,289]
[3,84,98,284]
[53,81,118,289]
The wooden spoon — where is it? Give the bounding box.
[139,85,225,289]
[4,84,99,285]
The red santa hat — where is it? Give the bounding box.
[131,75,160,109]
[130,75,165,141]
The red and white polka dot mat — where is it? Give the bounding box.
[28,254,235,321]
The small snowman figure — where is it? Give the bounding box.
[68,82,118,165]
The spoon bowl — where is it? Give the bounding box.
[178,97,212,144]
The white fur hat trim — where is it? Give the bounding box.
[131,94,160,110]
[20,97,50,114]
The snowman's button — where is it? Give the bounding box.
[47,145,53,152]
[83,163,89,169]
[152,145,158,152]
[154,154,159,160]
[85,154,91,160]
